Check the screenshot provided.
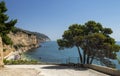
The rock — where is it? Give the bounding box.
[6,55,15,60]
[1,28,50,60]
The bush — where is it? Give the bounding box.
[2,35,13,45]
[4,59,38,65]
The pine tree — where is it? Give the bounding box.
[57,21,120,68]
[0,1,17,66]
[0,1,17,45]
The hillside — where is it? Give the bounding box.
[12,27,50,42]
[1,28,50,59]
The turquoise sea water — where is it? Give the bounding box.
[24,41,120,70]
[24,41,79,63]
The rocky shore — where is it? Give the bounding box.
[2,28,50,60]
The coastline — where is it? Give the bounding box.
[4,40,50,61]
[4,43,40,61]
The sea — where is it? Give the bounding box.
[23,41,120,70]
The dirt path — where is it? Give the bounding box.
[0,68,41,76]
[0,65,110,76]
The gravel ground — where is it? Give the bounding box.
[0,65,110,76]
[0,68,41,76]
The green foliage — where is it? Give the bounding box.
[57,20,120,67]
[3,48,6,52]
[0,1,17,45]
[102,28,113,35]
[13,44,24,50]
[3,59,38,65]
[2,34,13,45]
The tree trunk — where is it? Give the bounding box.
[76,46,83,64]
[90,56,94,64]
[87,55,90,64]
[0,37,4,67]
[86,48,90,64]
[90,51,96,64]
[83,50,86,64]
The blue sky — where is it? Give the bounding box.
[3,0,120,41]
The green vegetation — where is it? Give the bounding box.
[4,59,38,65]
[0,1,17,45]
[57,21,120,67]
[13,44,25,50]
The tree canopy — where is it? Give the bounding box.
[0,1,17,45]
[57,21,120,67]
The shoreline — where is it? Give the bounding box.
[4,44,41,61]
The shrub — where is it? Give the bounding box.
[4,59,38,65]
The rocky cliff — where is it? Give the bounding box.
[2,28,50,59]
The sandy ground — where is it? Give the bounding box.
[0,65,110,76]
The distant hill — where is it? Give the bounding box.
[12,27,50,42]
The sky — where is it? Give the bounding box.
[2,0,120,41]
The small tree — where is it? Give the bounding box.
[0,1,17,45]
[0,1,17,66]
[57,21,120,67]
